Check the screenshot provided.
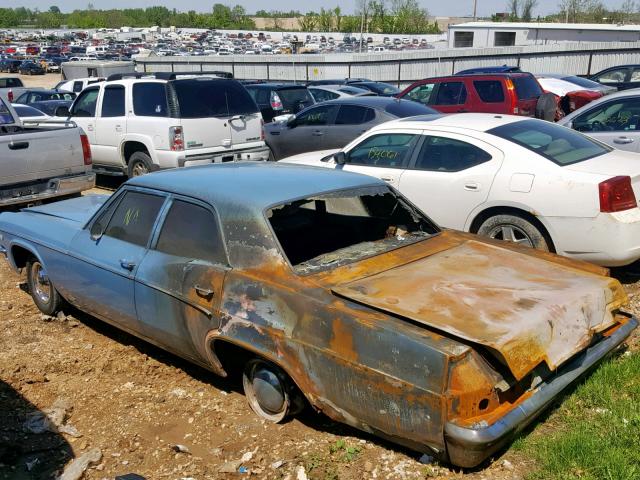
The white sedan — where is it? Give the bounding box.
[281,113,640,266]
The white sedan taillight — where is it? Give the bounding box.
[599,176,637,213]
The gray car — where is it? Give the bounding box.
[265,97,438,160]
[559,88,640,152]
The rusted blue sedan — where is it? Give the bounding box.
[0,163,636,467]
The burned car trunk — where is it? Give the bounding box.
[1,163,636,468]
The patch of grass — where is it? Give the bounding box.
[518,350,640,480]
[329,439,362,462]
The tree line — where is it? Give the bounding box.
[498,0,640,23]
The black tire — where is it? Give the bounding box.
[127,151,153,178]
[26,259,63,316]
[477,214,550,251]
[535,92,558,122]
[242,359,300,423]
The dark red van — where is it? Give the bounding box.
[398,73,545,117]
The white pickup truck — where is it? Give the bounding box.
[0,97,95,207]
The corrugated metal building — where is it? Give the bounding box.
[448,22,640,49]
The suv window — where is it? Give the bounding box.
[73,81,84,92]
[278,88,314,111]
[156,200,226,264]
[296,105,338,126]
[71,88,99,117]
[102,191,165,246]
[414,136,492,171]
[101,85,125,117]
[489,119,610,166]
[473,80,505,103]
[335,105,375,125]
[133,83,168,117]
[572,98,640,132]
[405,83,435,105]
[434,82,467,105]
[512,76,542,100]
[173,79,258,118]
[311,88,339,102]
[347,133,418,168]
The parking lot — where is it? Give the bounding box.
[2,66,640,480]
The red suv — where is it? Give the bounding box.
[397,73,545,117]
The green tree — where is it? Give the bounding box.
[299,12,318,31]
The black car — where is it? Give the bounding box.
[347,81,401,96]
[0,59,21,73]
[27,100,73,117]
[244,83,315,123]
[15,89,76,105]
[590,64,640,91]
[18,62,45,75]
[264,96,439,160]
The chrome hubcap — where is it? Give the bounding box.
[251,367,285,414]
[132,162,148,176]
[31,262,51,304]
[487,224,534,248]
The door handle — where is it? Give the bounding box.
[119,259,136,271]
[8,141,29,150]
[115,125,123,132]
[380,177,393,182]
[464,182,480,191]
[457,109,469,113]
[614,137,634,144]
[194,284,214,298]
[87,125,94,131]
[312,130,324,136]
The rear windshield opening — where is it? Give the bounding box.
[267,186,438,274]
[488,119,611,165]
[278,88,314,110]
[512,76,543,100]
[172,79,259,118]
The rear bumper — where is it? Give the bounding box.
[0,172,96,207]
[444,314,638,468]
[176,145,270,168]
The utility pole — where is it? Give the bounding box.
[473,0,478,21]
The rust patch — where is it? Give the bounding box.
[329,317,358,364]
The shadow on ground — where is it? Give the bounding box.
[0,379,73,479]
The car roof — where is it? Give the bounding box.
[127,162,383,211]
[316,96,412,108]
[389,112,526,132]
[245,83,307,90]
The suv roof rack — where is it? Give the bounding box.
[106,71,234,82]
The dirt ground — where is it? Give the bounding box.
[1,184,639,480]
[0,72,61,90]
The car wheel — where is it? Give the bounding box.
[243,359,297,423]
[26,259,63,315]
[127,151,153,177]
[477,214,550,251]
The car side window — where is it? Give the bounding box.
[405,83,435,105]
[595,68,628,84]
[631,68,640,82]
[572,99,640,132]
[433,82,467,105]
[101,85,125,117]
[311,89,337,102]
[102,191,165,247]
[347,133,418,168]
[156,200,226,265]
[295,105,337,126]
[335,105,375,125]
[413,136,492,172]
[473,80,505,103]
[73,81,83,93]
[71,88,99,117]
[133,83,168,117]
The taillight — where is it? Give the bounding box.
[7,89,13,102]
[270,91,283,111]
[169,126,184,151]
[599,176,637,213]
[260,118,265,141]
[80,133,92,165]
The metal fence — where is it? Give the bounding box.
[136,41,640,86]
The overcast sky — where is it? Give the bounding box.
[9,0,630,16]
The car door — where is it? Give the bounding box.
[68,86,99,145]
[94,84,126,166]
[592,67,631,91]
[397,132,503,229]
[428,80,470,113]
[324,104,377,149]
[338,130,422,188]
[134,197,228,362]
[278,104,339,158]
[65,189,166,335]
[472,79,509,114]
[569,97,640,152]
